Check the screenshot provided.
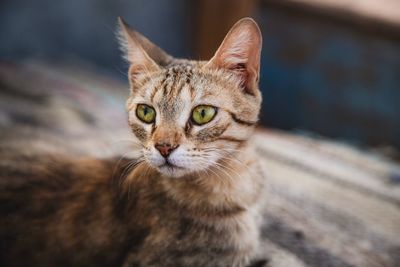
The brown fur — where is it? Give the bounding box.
[0,17,266,267]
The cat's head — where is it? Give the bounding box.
[118,17,262,178]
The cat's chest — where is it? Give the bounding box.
[128,208,260,267]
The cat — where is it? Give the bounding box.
[0,17,266,267]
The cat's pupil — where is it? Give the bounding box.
[144,107,148,116]
[201,109,206,118]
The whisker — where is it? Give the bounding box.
[198,152,251,181]
[194,157,237,184]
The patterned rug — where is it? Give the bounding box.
[0,61,399,267]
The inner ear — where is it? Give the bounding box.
[205,18,262,95]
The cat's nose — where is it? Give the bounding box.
[155,143,179,158]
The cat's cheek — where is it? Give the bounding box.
[169,150,219,173]
[144,148,165,168]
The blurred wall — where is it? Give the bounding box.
[0,0,191,76]
[257,3,400,148]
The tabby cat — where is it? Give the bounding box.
[0,17,266,267]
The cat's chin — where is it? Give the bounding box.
[156,164,188,178]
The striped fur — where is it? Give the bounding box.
[119,17,265,266]
[0,18,266,267]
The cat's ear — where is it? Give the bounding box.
[118,17,172,80]
[205,18,262,95]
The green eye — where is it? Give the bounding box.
[192,105,217,125]
[136,104,156,123]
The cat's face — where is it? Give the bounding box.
[119,18,262,178]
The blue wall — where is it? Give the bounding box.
[257,6,400,148]
[0,0,191,76]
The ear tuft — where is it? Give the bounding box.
[205,18,262,95]
[117,17,163,82]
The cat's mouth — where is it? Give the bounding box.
[159,161,184,170]
[156,160,188,177]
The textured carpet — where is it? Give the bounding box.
[1,61,399,267]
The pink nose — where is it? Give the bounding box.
[155,143,179,158]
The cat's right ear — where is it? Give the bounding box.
[117,17,172,82]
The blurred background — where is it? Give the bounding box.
[1,0,400,154]
[1,2,400,266]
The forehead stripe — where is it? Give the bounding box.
[151,75,168,102]
[174,79,186,97]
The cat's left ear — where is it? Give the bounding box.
[205,18,262,95]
